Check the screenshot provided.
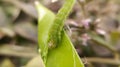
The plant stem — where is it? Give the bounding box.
[82,57,120,65]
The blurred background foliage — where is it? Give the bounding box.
[0,0,120,67]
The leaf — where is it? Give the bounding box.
[0,45,38,58]
[26,56,45,67]
[2,4,20,21]
[36,1,55,62]
[0,27,15,38]
[1,58,15,67]
[88,32,117,52]
[36,1,84,67]
[1,0,38,19]
[14,22,37,42]
[0,6,9,27]
[47,31,84,67]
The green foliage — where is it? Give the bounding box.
[36,2,55,63]
[36,0,84,67]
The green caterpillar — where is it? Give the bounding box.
[48,0,76,49]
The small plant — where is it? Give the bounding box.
[35,0,84,67]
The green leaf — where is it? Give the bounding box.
[36,1,84,67]
[47,31,84,67]
[36,2,55,62]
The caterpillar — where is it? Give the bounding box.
[48,0,76,49]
